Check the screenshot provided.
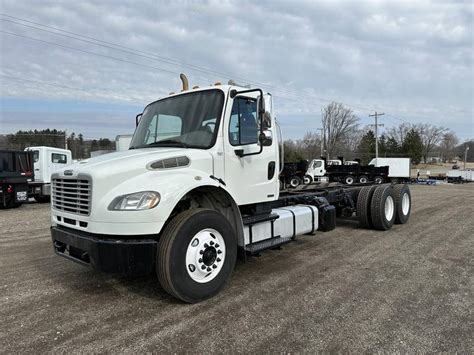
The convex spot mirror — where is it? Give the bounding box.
[259,130,272,146]
[262,111,272,129]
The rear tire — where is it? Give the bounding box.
[393,184,411,224]
[357,185,378,228]
[374,176,384,184]
[157,208,237,303]
[370,185,396,231]
[359,175,369,184]
[289,176,301,188]
[343,175,355,185]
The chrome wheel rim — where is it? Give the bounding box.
[385,196,395,221]
[185,228,226,283]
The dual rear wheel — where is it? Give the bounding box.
[357,184,411,230]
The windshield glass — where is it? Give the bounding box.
[130,90,224,149]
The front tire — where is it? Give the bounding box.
[303,175,312,185]
[34,195,50,203]
[157,208,237,303]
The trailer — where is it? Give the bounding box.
[446,169,474,183]
[49,75,412,303]
[0,150,34,209]
[25,146,72,202]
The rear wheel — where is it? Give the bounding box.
[370,185,396,230]
[343,175,355,185]
[374,176,384,184]
[157,208,237,303]
[359,175,369,184]
[289,176,301,188]
[357,185,378,228]
[393,184,411,224]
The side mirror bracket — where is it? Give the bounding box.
[135,113,142,127]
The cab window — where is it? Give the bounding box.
[229,97,258,146]
[313,160,322,168]
[144,114,183,144]
[52,153,67,164]
[33,150,39,162]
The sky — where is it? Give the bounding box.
[0,0,473,141]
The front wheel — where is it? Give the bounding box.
[34,195,50,203]
[156,208,237,303]
[289,176,302,188]
[303,175,312,185]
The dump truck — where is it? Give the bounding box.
[0,150,34,209]
[50,75,412,303]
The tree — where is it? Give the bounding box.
[300,132,321,159]
[385,136,400,155]
[321,102,359,159]
[386,123,411,147]
[439,131,459,162]
[283,140,305,162]
[416,123,447,163]
[402,128,423,164]
[357,130,376,164]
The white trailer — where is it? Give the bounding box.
[25,146,72,202]
[50,75,412,303]
[369,158,411,180]
[447,169,474,182]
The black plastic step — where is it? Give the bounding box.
[242,213,279,226]
[245,236,293,255]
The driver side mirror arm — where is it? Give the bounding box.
[135,113,142,127]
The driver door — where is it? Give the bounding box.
[223,93,278,205]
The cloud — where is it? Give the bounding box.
[0,0,472,140]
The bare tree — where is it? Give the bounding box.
[416,123,447,163]
[440,131,459,162]
[301,131,321,159]
[321,102,359,159]
[385,123,411,146]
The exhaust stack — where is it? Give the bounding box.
[180,73,189,91]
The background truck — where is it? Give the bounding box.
[50,74,412,303]
[25,146,72,202]
[303,157,411,185]
[115,134,133,152]
[0,150,34,209]
[446,169,474,183]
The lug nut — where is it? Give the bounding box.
[215,244,219,248]
[204,243,209,248]
[199,250,204,255]
[217,258,221,262]
[199,258,203,263]
[201,265,206,270]
[207,267,211,272]
[210,241,214,245]
[217,250,222,254]
[212,264,217,269]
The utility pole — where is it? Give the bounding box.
[464,145,470,170]
[64,130,68,150]
[369,111,384,160]
[317,128,324,157]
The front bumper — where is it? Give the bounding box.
[51,226,157,275]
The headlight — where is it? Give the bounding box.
[108,191,160,211]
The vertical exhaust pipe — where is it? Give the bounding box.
[180,73,189,91]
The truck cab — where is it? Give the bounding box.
[26,146,72,202]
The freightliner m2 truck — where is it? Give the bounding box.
[50,75,412,303]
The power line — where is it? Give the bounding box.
[0,13,378,113]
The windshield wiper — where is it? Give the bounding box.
[145,139,190,148]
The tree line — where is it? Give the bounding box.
[284,102,472,165]
[2,129,115,159]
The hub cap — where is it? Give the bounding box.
[186,228,226,283]
[401,192,410,215]
[384,195,395,221]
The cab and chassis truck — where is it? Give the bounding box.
[50,75,412,303]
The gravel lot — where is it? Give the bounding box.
[1,184,473,352]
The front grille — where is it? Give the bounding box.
[52,177,91,215]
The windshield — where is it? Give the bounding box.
[130,90,225,149]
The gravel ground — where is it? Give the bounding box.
[0,184,473,352]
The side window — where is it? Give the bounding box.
[33,150,39,162]
[145,114,182,144]
[52,153,67,164]
[313,161,322,168]
[229,97,258,146]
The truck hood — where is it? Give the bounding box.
[54,148,214,180]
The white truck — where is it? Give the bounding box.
[50,75,412,303]
[26,146,72,202]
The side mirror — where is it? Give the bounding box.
[259,130,273,146]
[135,113,142,127]
[262,111,272,129]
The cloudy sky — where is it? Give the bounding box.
[0,0,472,141]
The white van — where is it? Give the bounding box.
[25,146,72,202]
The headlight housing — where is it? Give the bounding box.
[108,191,160,211]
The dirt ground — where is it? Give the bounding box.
[0,184,473,352]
